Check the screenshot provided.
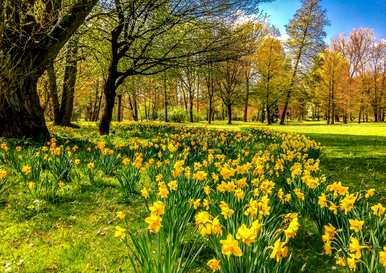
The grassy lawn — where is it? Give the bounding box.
[0,183,136,272]
[0,121,385,273]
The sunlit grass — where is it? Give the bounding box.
[1,121,385,273]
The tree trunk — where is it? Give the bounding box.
[47,60,61,125]
[0,75,49,139]
[117,94,123,122]
[243,75,250,122]
[99,22,124,134]
[208,96,213,124]
[99,72,117,135]
[0,0,97,139]
[94,88,103,122]
[331,74,335,125]
[196,79,200,113]
[189,89,194,123]
[164,77,168,122]
[280,90,291,125]
[280,55,301,125]
[227,103,232,125]
[58,36,79,126]
[266,103,271,125]
[133,94,138,121]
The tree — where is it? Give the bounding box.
[255,37,288,124]
[96,0,270,134]
[217,60,243,124]
[180,65,198,123]
[203,62,217,124]
[332,29,374,123]
[279,0,328,125]
[368,40,386,121]
[316,50,349,124]
[0,0,98,139]
[47,60,61,124]
[58,35,81,126]
[239,22,268,122]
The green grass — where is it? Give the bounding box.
[1,121,385,273]
[0,184,138,273]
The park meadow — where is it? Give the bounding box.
[0,0,385,273]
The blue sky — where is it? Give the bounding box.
[260,0,386,42]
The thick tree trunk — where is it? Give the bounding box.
[47,61,61,125]
[0,75,49,139]
[0,0,97,139]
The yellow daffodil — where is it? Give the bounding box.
[21,165,32,175]
[149,201,165,216]
[365,188,375,198]
[220,234,242,257]
[270,239,288,262]
[0,169,8,179]
[219,201,234,219]
[114,226,126,240]
[207,258,220,272]
[140,187,150,199]
[379,246,386,267]
[236,224,256,245]
[284,216,299,239]
[294,188,305,201]
[116,211,125,220]
[371,203,385,216]
[349,219,364,233]
[318,193,328,208]
[144,214,162,233]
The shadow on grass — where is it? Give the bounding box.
[306,133,386,147]
[305,133,386,200]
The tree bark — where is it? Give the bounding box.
[208,97,213,124]
[0,74,48,139]
[227,103,232,125]
[266,103,271,125]
[99,71,117,135]
[47,60,61,125]
[117,94,123,122]
[59,36,79,126]
[189,89,194,123]
[0,0,97,139]
[164,77,168,122]
[99,22,124,135]
[243,74,250,122]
